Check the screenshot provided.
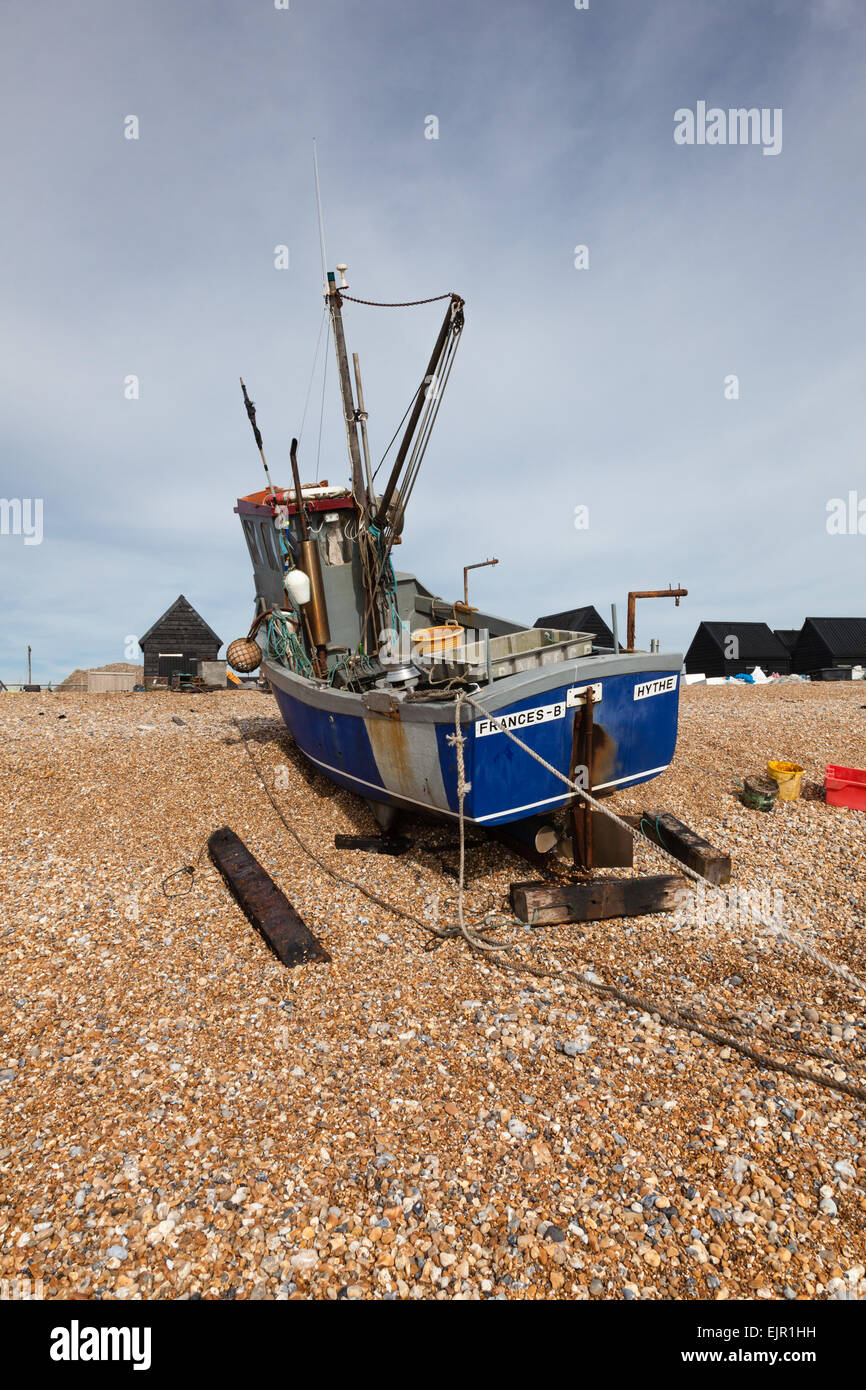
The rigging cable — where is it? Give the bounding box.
[297,306,329,446]
[391,323,462,525]
[371,382,425,482]
[312,139,328,283]
[315,315,332,477]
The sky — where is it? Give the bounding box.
[1,0,864,683]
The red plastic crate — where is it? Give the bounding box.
[825,764,866,811]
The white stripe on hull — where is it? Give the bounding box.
[292,743,670,823]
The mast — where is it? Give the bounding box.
[312,147,366,507]
[326,269,367,506]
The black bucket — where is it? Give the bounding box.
[741,774,779,812]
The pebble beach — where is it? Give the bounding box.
[1,682,864,1301]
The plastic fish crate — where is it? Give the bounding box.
[825,764,866,811]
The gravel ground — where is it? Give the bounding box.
[1,682,864,1301]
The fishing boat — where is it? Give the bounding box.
[232,265,682,835]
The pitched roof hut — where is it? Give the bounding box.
[791,618,866,676]
[139,595,222,688]
[684,622,791,677]
[534,604,615,650]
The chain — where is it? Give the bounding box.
[340,292,460,308]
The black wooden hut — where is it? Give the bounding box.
[139,595,223,688]
[534,604,615,650]
[684,622,791,677]
[791,618,866,677]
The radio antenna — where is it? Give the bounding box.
[313,139,328,283]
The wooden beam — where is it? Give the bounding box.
[632,811,731,886]
[208,827,331,967]
[510,874,688,925]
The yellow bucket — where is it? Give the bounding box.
[411,622,465,659]
[767,759,804,801]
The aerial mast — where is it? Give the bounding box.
[313,142,367,507]
[326,266,367,507]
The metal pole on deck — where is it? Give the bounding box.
[326,270,366,507]
[352,352,376,508]
[239,379,277,501]
[463,557,499,607]
[626,586,688,651]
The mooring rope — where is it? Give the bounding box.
[445,701,502,954]
[233,719,472,948]
[454,691,866,998]
[231,716,866,1102]
[483,949,866,1105]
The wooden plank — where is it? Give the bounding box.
[510,874,687,925]
[634,811,731,886]
[208,826,331,967]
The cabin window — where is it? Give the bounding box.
[260,522,282,569]
[242,520,267,567]
[245,519,282,569]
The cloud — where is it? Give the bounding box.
[1,0,865,682]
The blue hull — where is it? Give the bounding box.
[268,663,680,827]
